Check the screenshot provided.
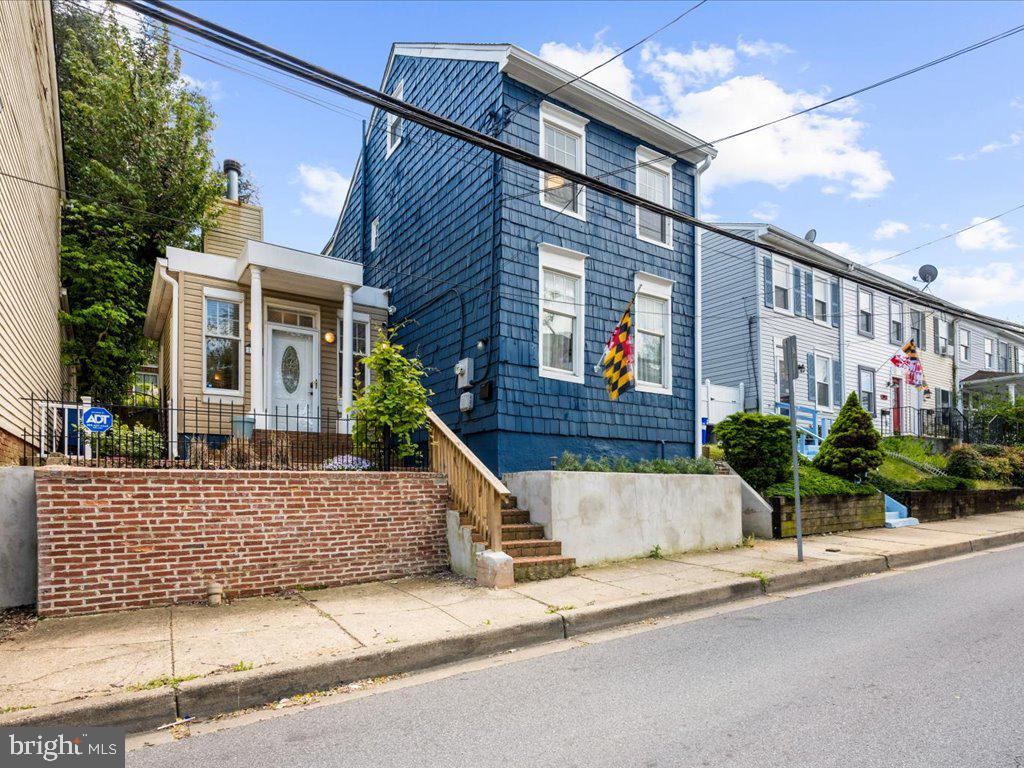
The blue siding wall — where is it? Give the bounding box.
[494,77,698,473]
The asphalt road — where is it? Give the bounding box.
[129,546,1024,768]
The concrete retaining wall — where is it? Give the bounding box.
[0,467,36,607]
[770,493,885,538]
[504,471,742,566]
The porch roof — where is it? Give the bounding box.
[961,371,1024,389]
[235,240,362,300]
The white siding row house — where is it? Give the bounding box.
[702,224,1024,451]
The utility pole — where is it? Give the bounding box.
[782,335,803,561]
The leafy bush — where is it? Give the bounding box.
[867,471,976,497]
[322,455,372,471]
[218,437,255,469]
[946,445,985,479]
[715,412,791,492]
[94,420,162,462]
[974,443,1005,458]
[813,392,883,480]
[553,451,715,475]
[765,464,876,500]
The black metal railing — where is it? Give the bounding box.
[878,406,965,441]
[22,391,424,471]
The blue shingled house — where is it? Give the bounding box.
[325,43,717,474]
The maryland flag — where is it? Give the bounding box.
[891,340,926,388]
[602,300,635,400]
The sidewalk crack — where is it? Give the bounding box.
[386,582,473,629]
[168,607,181,720]
[292,591,365,648]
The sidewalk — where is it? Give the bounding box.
[3,509,1024,731]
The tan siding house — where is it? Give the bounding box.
[144,165,388,454]
[0,1,66,462]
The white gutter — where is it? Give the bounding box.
[693,156,712,453]
[157,264,180,456]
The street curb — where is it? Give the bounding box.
[969,529,1024,552]
[0,687,175,732]
[561,578,761,637]
[762,555,888,592]
[884,540,973,568]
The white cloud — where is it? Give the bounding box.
[818,241,900,270]
[538,40,635,100]
[1011,96,1024,110]
[873,220,909,240]
[950,130,1023,161]
[296,164,349,218]
[179,74,223,101]
[955,217,1017,251]
[934,262,1024,311]
[641,42,737,91]
[657,74,892,199]
[737,37,794,61]
[750,201,780,222]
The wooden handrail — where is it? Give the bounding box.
[426,408,509,552]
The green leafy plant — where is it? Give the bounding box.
[813,392,883,480]
[946,445,985,479]
[350,326,431,460]
[867,470,976,498]
[765,464,876,500]
[90,420,163,462]
[553,452,715,475]
[554,451,582,471]
[649,545,663,559]
[879,436,948,470]
[715,412,791,492]
[230,661,253,672]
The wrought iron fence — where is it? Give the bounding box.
[878,406,965,441]
[22,391,424,471]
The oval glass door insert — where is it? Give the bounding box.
[281,345,300,393]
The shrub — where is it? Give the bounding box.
[974,443,1004,458]
[322,455,372,471]
[715,412,791,492]
[553,452,715,475]
[765,464,875,500]
[260,431,292,469]
[218,437,255,469]
[946,445,984,479]
[186,439,213,469]
[555,451,582,471]
[813,392,883,480]
[95,420,162,462]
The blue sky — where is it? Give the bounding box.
[163,0,1024,322]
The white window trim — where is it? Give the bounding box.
[386,80,404,157]
[857,286,874,337]
[370,218,379,252]
[633,272,673,395]
[984,337,995,369]
[634,146,674,250]
[811,271,832,327]
[774,340,792,405]
[337,310,372,401]
[202,286,245,399]
[814,351,834,412]
[889,298,905,345]
[538,101,588,221]
[538,243,586,383]
[958,328,971,362]
[770,256,794,316]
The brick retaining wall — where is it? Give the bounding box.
[35,468,450,617]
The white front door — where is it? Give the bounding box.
[268,326,318,430]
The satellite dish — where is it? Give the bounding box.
[917,264,938,284]
[804,229,817,243]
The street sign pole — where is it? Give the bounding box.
[782,336,804,562]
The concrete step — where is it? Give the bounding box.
[501,508,530,525]
[501,523,547,541]
[502,495,519,509]
[503,539,562,558]
[512,555,576,582]
[885,517,920,528]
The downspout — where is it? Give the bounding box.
[157,264,179,457]
[693,156,712,454]
[360,119,368,262]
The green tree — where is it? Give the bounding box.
[813,391,883,480]
[715,412,791,492]
[54,2,223,393]
[351,327,432,460]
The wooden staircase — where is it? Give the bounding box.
[461,496,575,582]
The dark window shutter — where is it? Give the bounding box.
[919,312,927,348]
[806,353,815,401]
[933,317,940,354]
[832,359,842,407]
[763,255,773,309]
[804,271,813,320]
[830,280,840,328]
[792,267,802,316]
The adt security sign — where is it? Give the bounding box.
[82,407,114,434]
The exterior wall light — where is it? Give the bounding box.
[323,330,337,344]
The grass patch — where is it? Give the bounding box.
[0,705,34,714]
[545,604,575,613]
[880,436,948,470]
[764,465,875,500]
[127,674,200,692]
[229,661,253,672]
[740,533,756,548]
[876,456,929,486]
[742,571,770,588]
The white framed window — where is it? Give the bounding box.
[386,80,404,157]
[958,328,970,362]
[984,337,995,369]
[267,307,316,329]
[772,258,791,313]
[1016,346,1024,374]
[538,101,587,220]
[938,320,952,354]
[775,342,791,405]
[538,243,586,383]
[815,353,832,409]
[998,340,1011,372]
[858,366,875,414]
[370,218,379,252]
[203,287,244,396]
[635,146,673,248]
[857,288,874,336]
[339,312,372,398]
[633,272,672,394]
[813,273,830,324]
[889,299,904,344]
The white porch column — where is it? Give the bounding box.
[1009,383,1017,405]
[341,284,354,419]
[249,266,264,415]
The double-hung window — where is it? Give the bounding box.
[635,147,673,247]
[958,329,971,362]
[910,309,926,348]
[772,259,791,311]
[858,367,875,414]
[204,289,244,395]
[339,314,372,397]
[889,300,904,344]
[998,341,1011,372]
[937,320,952,355]
[857,288,874,336]
[538,244,586,382]
[984,338,995,368]
[776,343,791,404]
[633,273,672,394]
[539,102,587,219]
[813,274,830,324]
[815,353,832,408]
[386,81,404,156]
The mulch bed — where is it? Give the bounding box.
[0,607,36,642]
